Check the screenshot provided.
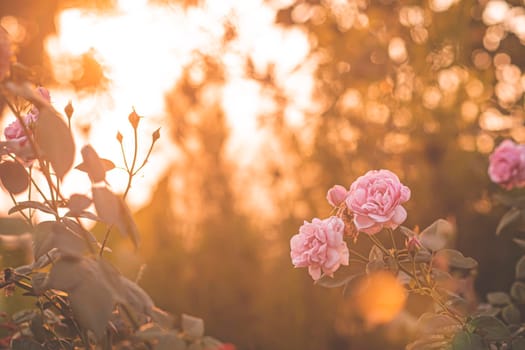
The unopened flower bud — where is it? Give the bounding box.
[116,131,123,143]
[326,185,348,207]
[128,109,140,129]
[64,101,74,119]
[405,236,421,254]
[152,128,160,143]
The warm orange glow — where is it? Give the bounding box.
[353,271,407,327]
[43,0,315,208]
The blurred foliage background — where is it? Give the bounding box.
[2,0,525,349]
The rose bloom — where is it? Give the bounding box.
[488,139,525,190]
[345,169,410,235]
[290,216,349,280]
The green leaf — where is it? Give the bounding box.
[434,249,478,270]
[415,313,461,336]
[0,161,28,194]
[315,264,364,288]
[92,186,140,248]
[451,331,484,350]
[511,281,525,303]
[501,304,521,324]
[516,255,525,280]
[496,207,522,235]
[135,323,167,340]
[33,221,88,260]
[181,314,205,338]
[34,105,75,180]
[47,257,120,339]
[494,193,525,208]
[406,334,451,350]
[78,145,108,183]
[75,158,115,176]
[420,219,454,251]
[9,201,56,216]
[469,315,511,341]
[67,194,91,214]
[486,291,511,306]
[119,276,154,314]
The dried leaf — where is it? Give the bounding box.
[0,161,28,194]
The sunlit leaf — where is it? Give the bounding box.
[315,264,364,288]
[434,249,478,270]
[78,145,111,183]
[486,291,510,306]
[0,161,28,194]
[419,219,454,251]
[405,334,451,350]
[33,221,87,260]
[92,186,140,248]
[34,106,75,180]
[67,194,91,214]
[501,304,520,324]
[9,201,55,216]
[182,314,205,338]
[150,306,175,329]
[496,207,521,236]
[47,257,118,339]
[75,158,115,175]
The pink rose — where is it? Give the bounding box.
[488,140,525,190]
[345,169,410,235]
[4,113,38,160]
[290,216,349,280]
[326,184,348,207]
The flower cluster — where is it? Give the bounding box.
[291,169,410,280]
[488,139,525,190]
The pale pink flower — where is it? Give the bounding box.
[0,27,11,82]
[290,216,349,280]
[345,169,410,235]
[326,184,348,207]
[4,113,37,160]
[488,140,525,190]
